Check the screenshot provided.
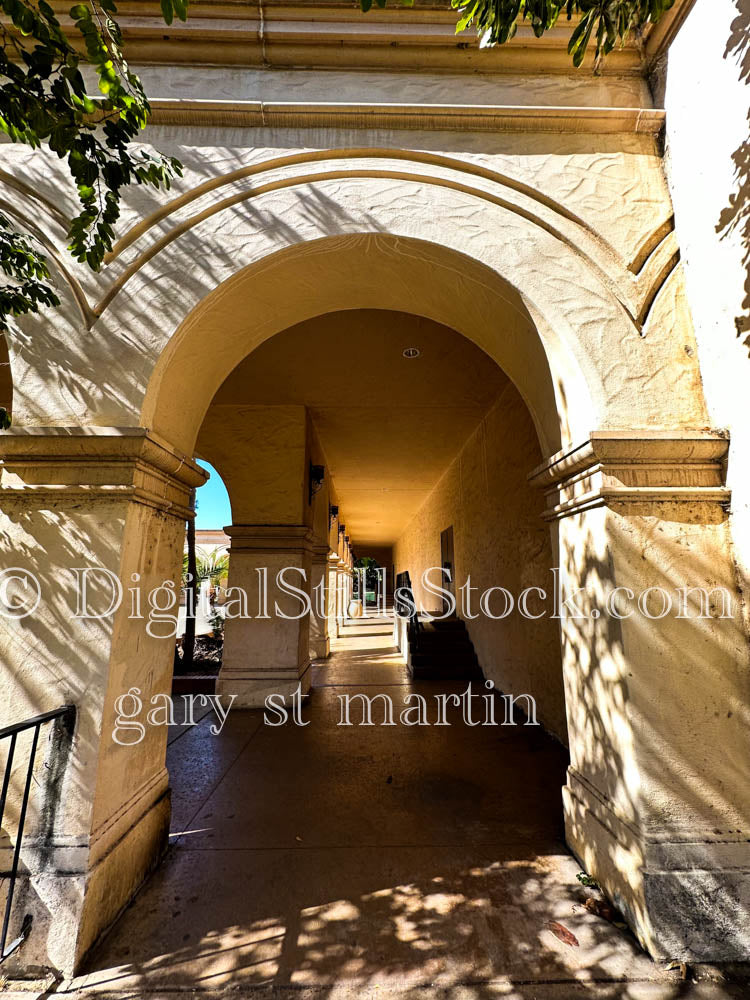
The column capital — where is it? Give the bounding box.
[528,430,731,520]
[311,542,331,564]
[0,426,206,518]
[225,524,315,552]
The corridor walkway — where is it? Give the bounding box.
[29,619,744,997]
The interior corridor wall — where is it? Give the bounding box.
[393,382,567,742]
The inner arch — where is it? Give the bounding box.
[142,234,594,459]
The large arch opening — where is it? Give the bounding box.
[2,212,743,980]
[80,284,590,983]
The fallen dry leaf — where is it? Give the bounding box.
[545,920,579,947]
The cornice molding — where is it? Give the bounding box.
[48,0,697,75]
[146,98,666,135]
[0,427,206,518]
[48,0,650,76]
[642,0,699,71]
[311,542,332,564]
[528,431,731,520]
[225,524,316,551]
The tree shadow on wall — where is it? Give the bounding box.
[716,0,750,355]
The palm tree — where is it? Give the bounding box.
[183,547,229,591]
[198,549,230,591]
[182,489,198,670]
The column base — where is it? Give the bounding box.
[3,787,170,977]
[310,636,330,660]
[564,767,750,962]
[217,661,312,707]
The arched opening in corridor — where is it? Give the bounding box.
[193,306,568,738]
[2,222,745,978]
[82,304,586,988]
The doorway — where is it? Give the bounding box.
[440,526,455,617]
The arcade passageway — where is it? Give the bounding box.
[62,618,708,998]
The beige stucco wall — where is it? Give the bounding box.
[1,113,708,458]
[197,404,307,524]
[661,0,750,609]
[3,15,750,965]
[394,383,566,742]
[307,417,331,544]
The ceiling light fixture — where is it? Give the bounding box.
[402,347,421,359]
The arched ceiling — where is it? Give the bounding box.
[209,309,508,546]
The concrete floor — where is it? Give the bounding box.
[10,618,747,999]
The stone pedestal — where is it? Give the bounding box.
[217,525,314,706]
[0,428,205,975]
[326,554,340,639]
[309,543,331,659]
[530,431,750,962]
[335,565,352,636]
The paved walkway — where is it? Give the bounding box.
[7,618,746,998]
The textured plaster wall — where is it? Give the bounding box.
[0,336,10,411]
[394,383,567,742]
[0,493,185,970]
[308,416,331,543]
[196,405,307,524]
[662,0,750,605]
[2,52,746,967]
[130,64,652,109]
[1,114,708,455]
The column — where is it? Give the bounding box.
[217,525,314,706]
[0,428,205,975]
[529,431,750,962]
[326,551,341,639]
[309,542,331,660]
[335,524,347,634]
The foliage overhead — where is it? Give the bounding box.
[0,0,185,329]
[361,0,674,67]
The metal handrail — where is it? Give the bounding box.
[395,571,421,652]
[0,704,75,963]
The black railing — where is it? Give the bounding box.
[0,705,76,963]
[395,571,421,652]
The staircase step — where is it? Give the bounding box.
[411,660,479,673]
[421,618,466,631]
[414,637,474,650]
[407,615,485,680]
[410,663,484,681]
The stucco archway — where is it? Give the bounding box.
[0,168,747,975]
[140,232,593,460]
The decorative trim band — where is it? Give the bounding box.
[88,766,170,868]
[147,99,666,136]
[311,542,332,564]
[0,427,206,518]
[528,431,731,520]
[566,766,750,864]
[50,0,693,76]
[226,524,316,552]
